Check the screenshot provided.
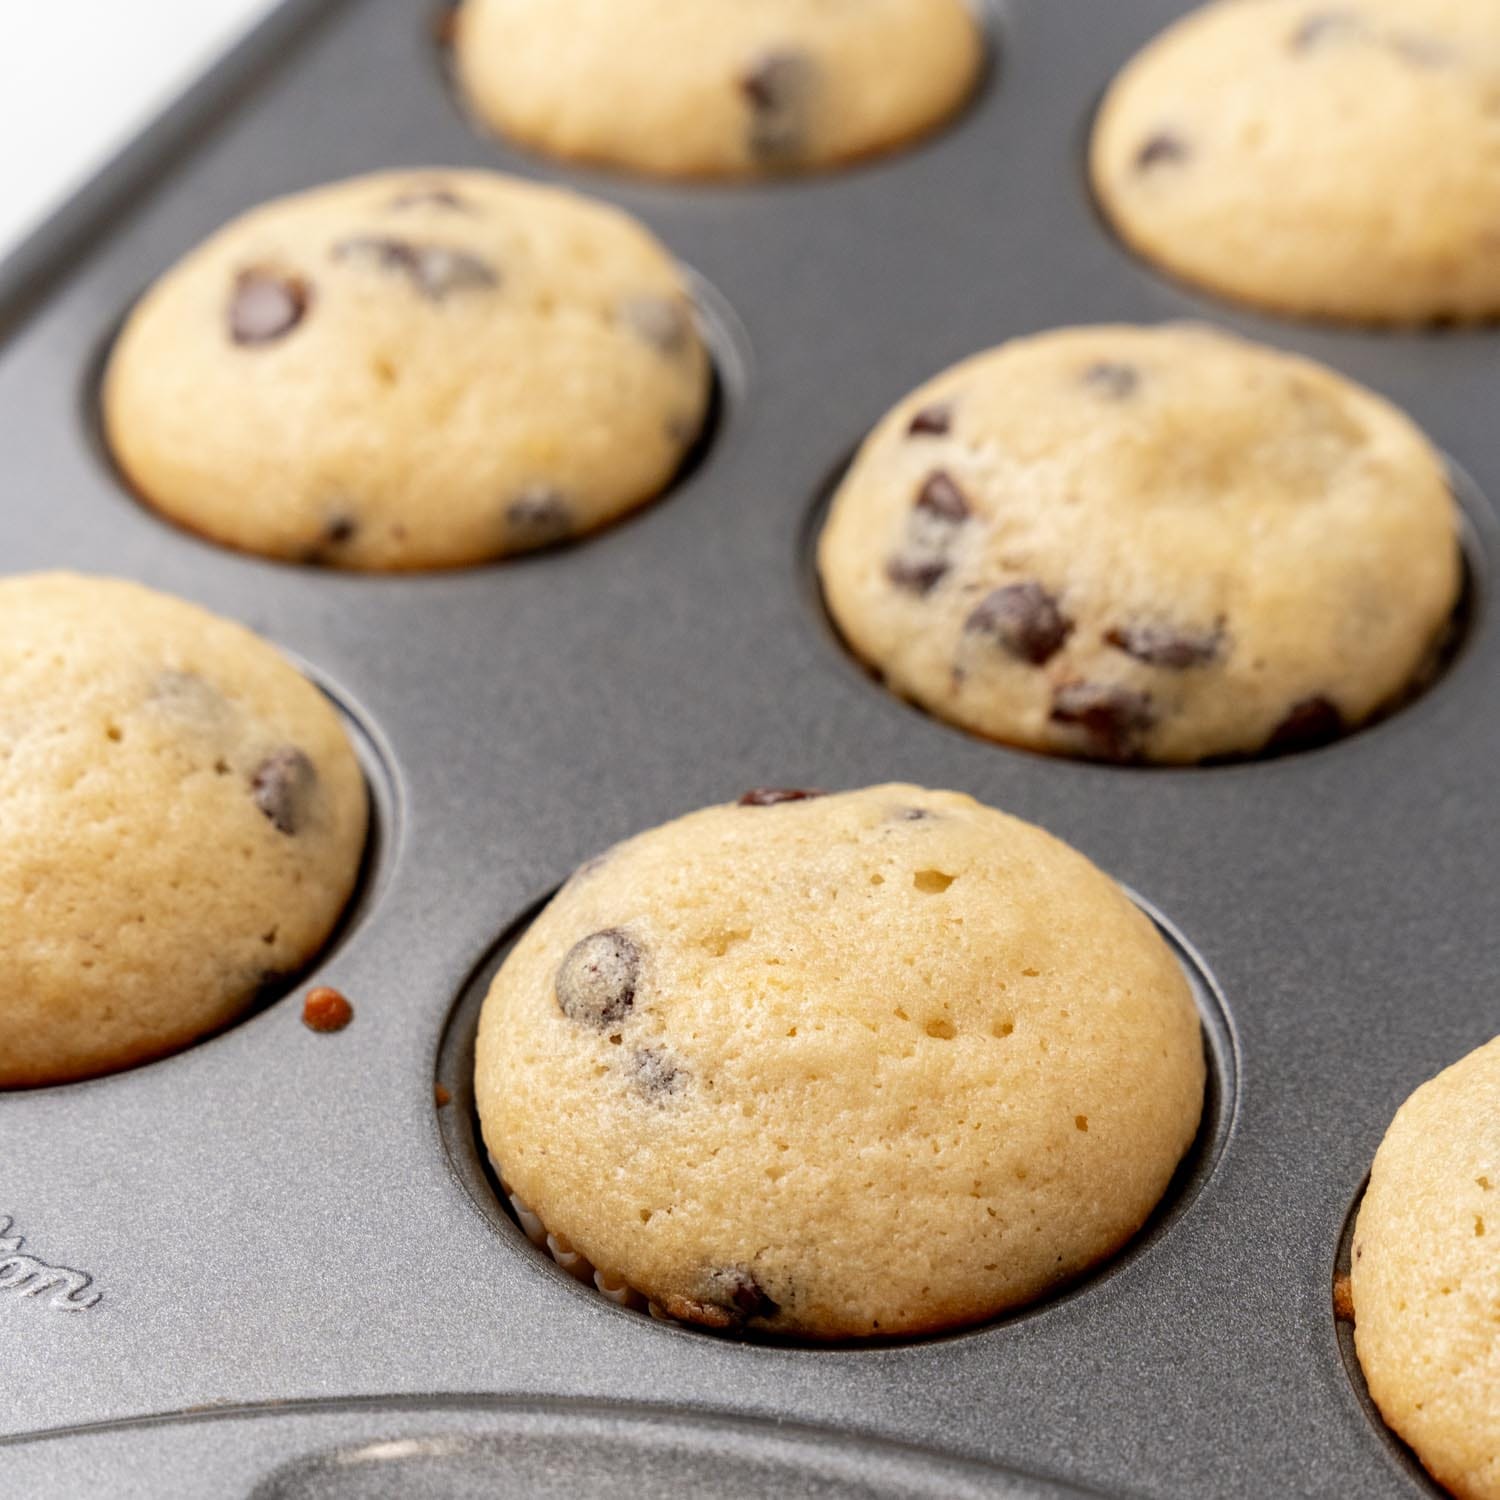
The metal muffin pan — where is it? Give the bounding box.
[2,0,1495,1494]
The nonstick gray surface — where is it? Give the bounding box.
[2,1,1495,1495]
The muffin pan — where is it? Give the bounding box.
[2,0,1496,1494]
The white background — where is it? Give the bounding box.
[0,0,280,259]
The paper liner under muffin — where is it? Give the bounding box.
[494,1155,678,1320]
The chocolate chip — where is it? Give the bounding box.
[332,236,499,300]
[1050,683,1155,760]
[663,1268,778,1329]
[229,269,309,345]
[1082,362,1140,400]
[738,788,823,807]
[1264,695,1344,754]
[251,747,317,834]
[742,50,817,163]
[629,1046,684,1099]
[966,583,1073,666]
[709,1266,779,1321]
[1106,621,1223,670]
[1290,10,1364,50]
[556,929,640,1029]
[505,488,573,549]
[621,295,694,357]
[887,471,973,595]
[915,470,971,523]
[1136,132,1190,171]
[388,183,474,213]
[885,557,951,595]
[323,512,358,547]
[908,404,953,438]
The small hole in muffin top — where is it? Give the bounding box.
[913,869,956,894]
[1075,1115,1090,1132]
[924,1018,957,1040]
[992,1018,1015,1038]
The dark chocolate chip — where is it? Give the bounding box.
[1105,621,1223,670]
[915,470,971,523]
[908,404,953,438]
[1264,695,1344,754]
[887,471,973,595]
[741,50,817,163]
[1050,683,1156,760]
[621,295,694,357]
[387,183,474,213]
[885,556,951,595]
[708,1266,780,1321]
[229,269,309,345]
[505,488,573,549]
[1290,10,1364,50]
[332,235,499,300]
[323,512,359,546]
[966,583,1073,666]
[251,747,317,835]
[1136,132,1190,171]
[556,929,640,1029]
[663,1268,778,1328]
[1082,362,1141,400]
[738,788,823,807]
[629,1046,684,1099]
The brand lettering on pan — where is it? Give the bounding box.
[0,1216,100,1311]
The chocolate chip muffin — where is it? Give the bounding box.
[817,324,1462,765]
[1351,1036,1500,1500]
[0,574,367,1088]
[103,170,712,570]
[453,0,984,179]
[1091,0,1500,324]
[475,784,1206,1339]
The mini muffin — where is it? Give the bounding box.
[817,324,1462,765]
[453,0,984,179]
[1091,0,1500,325]
[1351,1036,1500,1500]
[0,574,367,1088]
[475,784,1206,1339]
[103,169,711,570]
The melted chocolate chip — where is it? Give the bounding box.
[966,583,1073,666]
[387,183,474,213]
[1050,683,1156,760]
[1264,695,1344,754]
[1082,362,1140,400]
[738,788,823,807]
[323,512,359,547]
[915,470,971,522]
[251,747,317,834]
[229,269,309,345]
[908,404,953,438]
[741,50,817,163]
[630,1046,684,1099]
[1290,10,1364,50]
[332,235,499,300]
[621,295,694,357]
[885,556,951,595]
[556,929,640,1029]
[1106,621,1223,670]
[663,1268,778,1329]
[1136,132,1190,171]
[505,488,573,548]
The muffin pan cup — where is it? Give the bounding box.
[2,0,1496,1495]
